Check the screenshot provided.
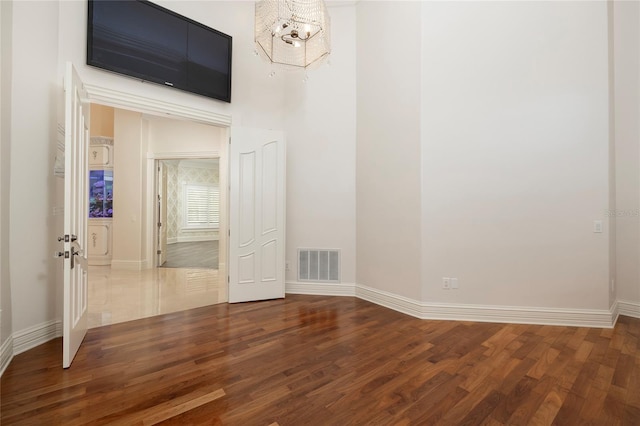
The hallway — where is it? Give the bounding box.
[88,266,226,328]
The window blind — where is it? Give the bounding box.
[184,184,219,228]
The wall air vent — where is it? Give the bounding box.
[298,249,341,283]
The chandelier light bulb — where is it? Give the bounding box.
[255,0,331,69]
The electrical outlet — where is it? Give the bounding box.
[451,278,459,289]
[610,278,615,292]
[593,220,603,233]
[442,277,451,289]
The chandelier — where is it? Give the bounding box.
[255,0,331,69]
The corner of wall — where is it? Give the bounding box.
[0,0,14,357]
[0,333,13,377]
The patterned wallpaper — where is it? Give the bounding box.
[164,159,219,243]
[166,161,179,241]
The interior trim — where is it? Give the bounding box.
[0,334,13,377]
[618,299,640,319]
[286,281,621,328]
[85,84,232,127]
[13,320,62,357]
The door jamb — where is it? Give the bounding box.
[84,82,231,296]
[146,152,226,270]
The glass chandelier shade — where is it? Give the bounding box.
[255,0,331,69]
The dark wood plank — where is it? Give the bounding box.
[1,295,639,425]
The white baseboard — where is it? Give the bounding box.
[286,281,356,297]
[0,335,13,377]
[355,284,617,328]
[1,320,63,377]
[285,282,618,328]
[110,260,146,271]
[168,237,178,245]
[176,236,218,243]
[13,320,61,356]
[618,299,640,319]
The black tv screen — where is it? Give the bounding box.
[87,0,232,103]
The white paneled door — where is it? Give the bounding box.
[62,62,90,368]
[229,128,286,303]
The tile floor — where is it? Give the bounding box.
[88,266,227,328]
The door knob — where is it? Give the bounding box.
[70,248,81,269]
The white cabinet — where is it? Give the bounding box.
[88,220,112,266]
[88,136,113,266]
[89,137,113,167]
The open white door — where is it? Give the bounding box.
[229,127,286,303]
[62,62,90,368]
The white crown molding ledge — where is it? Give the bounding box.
[84,83,232,127]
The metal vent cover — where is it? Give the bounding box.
[298,249,340,283]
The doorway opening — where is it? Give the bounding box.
[156,159,220,270]
[85,103,229,328]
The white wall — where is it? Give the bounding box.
[111,109,145,269]
[57,1,285,131]
[9,0,61,334]
[356,1,423,300]
[147,117,224,154]
[0,0,14,353]
[420,1,611,309]
[3,0,638,366]
[614,0,640,305]
[284,3,357,285]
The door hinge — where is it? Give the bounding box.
[157,222,162,227]
[228,229,230,237]
[157,250,162,255]
[229,137,231,145]
[228,276,230,284]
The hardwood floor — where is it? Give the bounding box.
[1,295,639,425]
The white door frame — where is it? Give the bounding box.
[84,83,231,290]
[145,153,228,274]
[85,83,232,128]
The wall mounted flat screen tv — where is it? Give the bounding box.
[87,0,232,103]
